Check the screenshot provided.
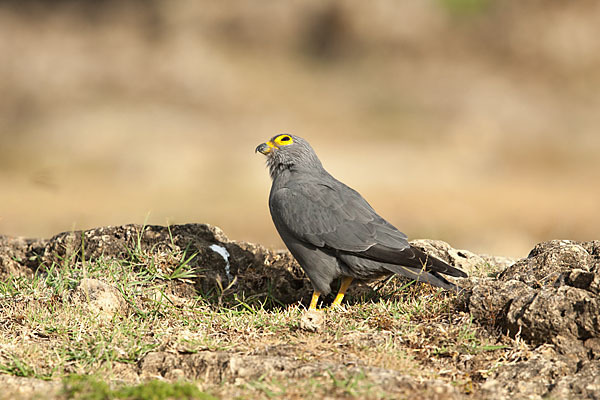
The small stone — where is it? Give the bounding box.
[72,278,127,320]
[299,310,324,332]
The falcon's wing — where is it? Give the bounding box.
[270,179,467,278]
[270,179,409,253]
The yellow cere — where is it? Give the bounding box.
[273,134,293,146]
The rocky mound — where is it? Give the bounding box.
[466,240,600,399]
[0,224,598,399]
[0,224,311,306]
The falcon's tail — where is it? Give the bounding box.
[411,246,468,278]
[381,263,462,292]
[361,244,468,279]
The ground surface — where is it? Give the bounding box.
[0,224,598,399]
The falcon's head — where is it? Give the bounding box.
[256,134,323,179]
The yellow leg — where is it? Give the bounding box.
[331,277,353,308]
[309,291,321,310]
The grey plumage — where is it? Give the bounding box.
[256,134,467,305]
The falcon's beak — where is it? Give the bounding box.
[255,141,276,155]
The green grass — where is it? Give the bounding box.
[243,371,388,399]
[0,353,53,380]
[61,375,215,400]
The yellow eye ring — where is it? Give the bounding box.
[274,134,293,146]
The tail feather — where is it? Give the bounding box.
[381,263,462,292]
[361,244,468,278]
[411,247,468,278]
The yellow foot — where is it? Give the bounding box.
[330,276,353,308]
[308,291,321,310]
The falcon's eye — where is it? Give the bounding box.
[274,135,293,145]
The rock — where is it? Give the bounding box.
[466,278,535,330]
[551,360,600,400]
[0,375,61,399]
[466,240,600,399]
[467,240,600,350]
[498,240,597,288]
[299,310,324,332]
[138,350,462,398]
[2,224,314,307]
[481,354,600,400]
[0,235,45,280]
[72,278,128,319]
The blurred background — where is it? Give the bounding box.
[1,0,599,257]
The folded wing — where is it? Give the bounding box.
[270,178,467,280]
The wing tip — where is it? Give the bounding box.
[383,264,466,292]
[444,267,468,278]
[413,247,469,278]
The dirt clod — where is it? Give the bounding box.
[299,310,324,332]
[71,278,128,320]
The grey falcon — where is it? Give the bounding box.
[255,134,467,310]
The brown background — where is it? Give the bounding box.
[1,1,599,257]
